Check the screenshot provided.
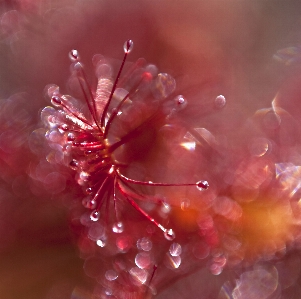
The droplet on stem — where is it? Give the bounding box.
[196,180,209,191]
[164,228,175,241]
[69,49,80,62]
[123,39,134,54]
[112,221,124,233]
[90,210,100,222]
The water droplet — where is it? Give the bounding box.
[249,137,270,157]
[215,95,226,109]
[82,196,96,209]
[173,95,187,110]
[105,269,118,281]
[67,132,76,141]
[165,253,181,269]
[88,222,105,241]
[208,263,223,275]
[152,73,176,99]
[69,159,78,170]
[164,228,175,241]
[69,49,80,62]
[96,239,106,247]
[129,267,147,284]
[196,180,209,191]
[169,243,182,256]
[112,221,124,233]
[51,96,62,107]
[135,252,152,269]
[137,237,152,251]
[90,210,99,222]
[123,39,134,54]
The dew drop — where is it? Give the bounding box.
[152,73,176,99]
[208,263,223,275]
[51,96,62,107]
[105,269,118,281]
[135,252,152,269]
[86,187,93,194]
[169,243,182,256]
[69,159,78,170]
[88,222,105,241]
[196,180,209,191]
[129,267,147,284]
[164,228,175,241]
[123,39,134,54]
[82,196,96,209]
[165,254,181,269]
[174,95,187,110]
[67,132,76,141]
[215,95,226,109]
[112,221,124,233]
[69,49,80,62]
[90,210,100,222]
[137,237,152,251]
[116,236,131,252]
[96,239,106,247]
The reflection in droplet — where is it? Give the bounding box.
[90,210,100,222]
[169,243,182,256]
[164,228,176,241]
[137,237,152,251]
[123,39,134,54]
[215,95,226,109]
[88,222,105,241]
[96,239,106,247]
[105,269,118,281]
[249,137,270,157]
[112,221,124,233]
[129,267,148,284]
[116,236,131,252]
[196,180,209,191]
[165,253,181,269]
[135,252,152,269]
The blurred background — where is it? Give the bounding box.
[1,0,301,298]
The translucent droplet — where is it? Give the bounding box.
[173,95,187,110]
[249,137,270,157]
[96,239,106,247]
[69,159,78,170]
[137,237,152,251]
[105,269,118,281]
[161,201,171,213]
[169,243,182,256]
[69,49,80,62]
[165,254,181,269]
[82,196,96,209]
[196,180,209,191]
[152,73,176,99]
[215,95,226,109]
[112,221,124,233]
[135,252,152,269]
[67,132,76,141]
[123,39,134,54]
[88,222,105,241]
[164,228,175,241]
[51,96,62,107]
[116,236,130,252]
[208,263,223,275]
[90,210,100,222]
[129,267,147,284]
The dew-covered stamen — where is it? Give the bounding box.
[116,169,208,190]
[71,59,102,132]
[100,39,134,128]
[51,95,94,129]
[118,185,176,240]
